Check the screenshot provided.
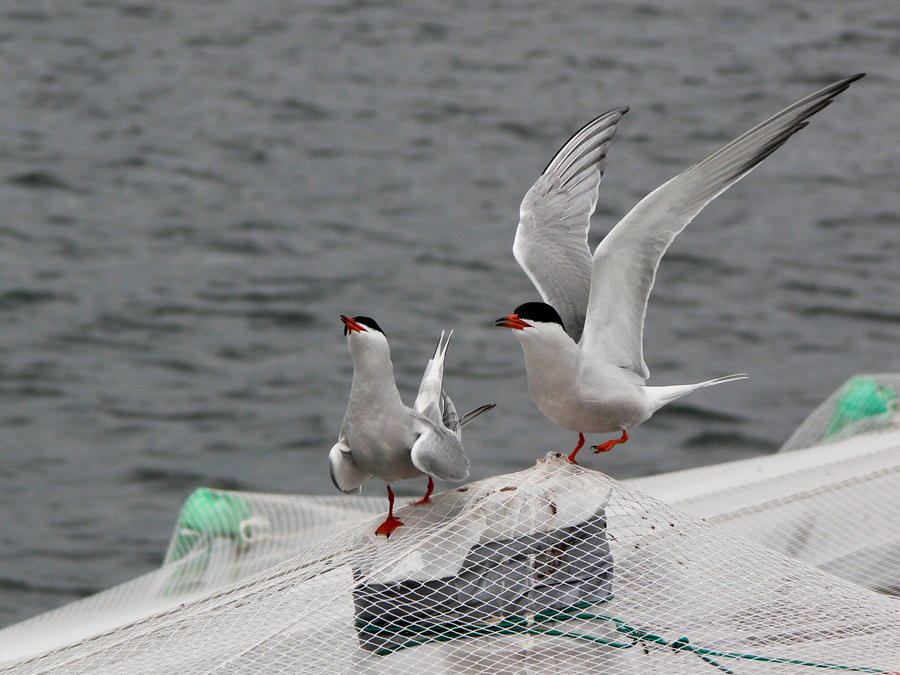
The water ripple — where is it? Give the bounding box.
[0,0,896,630]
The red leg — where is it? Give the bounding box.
[592,428,629,454]
[567,432,586,463]
[410,476,435,506]
[375,485,404,538]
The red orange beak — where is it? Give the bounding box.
[341,315,366,334]
[492,314,530,330]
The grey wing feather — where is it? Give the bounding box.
[409,425,470,482]
[328,439,369,493]
[514,108,629,340]
[409,330,481,481]
[441,390,461,431]
[581,74,864,378]
[439,394,495,431]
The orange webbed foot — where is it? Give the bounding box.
[375,515,404,538]
[592,429,629,454]
[377,484,404,537]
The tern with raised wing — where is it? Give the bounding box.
[493,74,864,463]
[330,315,495,537]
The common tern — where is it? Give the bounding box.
[330,315,495,537]
[494,74,864,462]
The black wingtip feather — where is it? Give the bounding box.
[541,107,629,175]
[845,73,866,85]
[736,129,796,176]
[710,74,863,181]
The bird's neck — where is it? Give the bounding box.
[518,331,579,390]
[349,351,405,409]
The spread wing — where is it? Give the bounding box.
[580,74,864,378]
[513,108,629,340]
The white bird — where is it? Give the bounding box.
[493,74,864,463]
[329,315,495,537]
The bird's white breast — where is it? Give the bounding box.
[518,331,652,433]
[342,398,421,482]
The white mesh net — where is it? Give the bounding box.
[626,374,900,595]
[2,375,899,673]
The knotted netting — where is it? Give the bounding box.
[628,374,900,594]
[3,452,900,673]
[1,374,898,673]
[780,374,899,453]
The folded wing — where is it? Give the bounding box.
[328,438,369,493]
[410,423,470,482]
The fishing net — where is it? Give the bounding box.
[780,374,899,452]
[1,375,898,673]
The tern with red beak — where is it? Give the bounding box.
[494,75,864,463]
[330,315,494,537]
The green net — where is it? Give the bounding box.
[169,488,253,563]
[823,377,898,441]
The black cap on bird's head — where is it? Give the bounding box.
[493,301,565,331]
[340,315,385,336]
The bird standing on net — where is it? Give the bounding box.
[329,316,495,537]
[494,74,864,463]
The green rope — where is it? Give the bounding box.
[356,601,892,673]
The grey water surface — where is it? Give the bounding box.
[0,0,898,627]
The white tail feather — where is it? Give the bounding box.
[645,373,747,412]
[414,330,453,415]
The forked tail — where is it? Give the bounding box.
[645,373,747,412]
[414,330,453,414]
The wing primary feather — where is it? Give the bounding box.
[556,139,611,184]
[581,74,864,378]
[459,403,496,429]
[441,389,461,430]
[542,107,629,175]
[515,107,629,340]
